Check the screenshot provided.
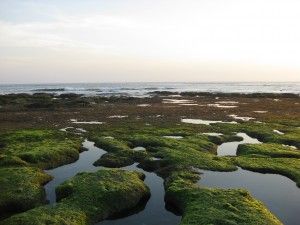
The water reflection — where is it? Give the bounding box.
[199,133,300,225]
[44,140,106,204]
[217,132,260,156]
[98,163,181,225]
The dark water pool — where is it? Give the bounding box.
[217,132,261,156]
[98,163,181,225]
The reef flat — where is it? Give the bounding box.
[0,92,299,225]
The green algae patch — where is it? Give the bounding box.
[0,203,88,225]
[0,167,52,216]
[215,122,300,148]
[154,146,236,171]
[89,125,241,172]
[0,155,29,168]
[91,136,147,167]
[165,170,282,225]
[93,152,134,167]
[0,129,83,169]
[1,169,150,225]
[235,157,300,187]
[56,169,149,220]
[237,143,300,158]
[235,143,300,187]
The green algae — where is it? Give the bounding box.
[0,169,149,225]
[93,152,134,167]
[0,167,52,217]
[0,120,299,224]
[237,143,300,158]
[235,157,300,187]
[164,169,282,225]
[0,129,83,169]
[91,127,238,172]
[88,123,299,224]
[235,143,300,187]
[215,122,300,148]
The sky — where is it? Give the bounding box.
[0,0,299,83]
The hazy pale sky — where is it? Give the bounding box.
[0,0,299,83]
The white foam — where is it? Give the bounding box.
[254,111,268,113]
[71,119,103,124]
[137,104,151,107]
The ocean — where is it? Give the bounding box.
[0,82,299,97]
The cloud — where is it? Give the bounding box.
[0,0,300,83]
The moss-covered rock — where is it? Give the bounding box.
[165,170,282,225]
[235,157,300,187]
[0,167,52,217]
[237,143,300,158]
[0,129,83,169]
[1,169,150,225]
[93,152,134,168]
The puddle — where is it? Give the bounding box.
[162,99,195,104]
[273,130,284,135]
[198,133,300,225]
[282,144,297,150]
[198,168,300,225]
[167,95,182,97]
[215,101,239,104]
[70,119,103,124]
[255,121,265,124]
[98,163,181,225]
[60,127,73,132]
[208,104,238,108]
[108,115,128,118]
[150,157,162,161]
[179,103,199,106]
[137,104,151,107]
[228,114,255,121]
[254,111,268,113]
[76,128,87,133]
[181,118,237,125]
[44,140,106,204]
[217,133,260,156]
[163,136,183,139]
[132,146,146,151]
[202,133,223,136]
